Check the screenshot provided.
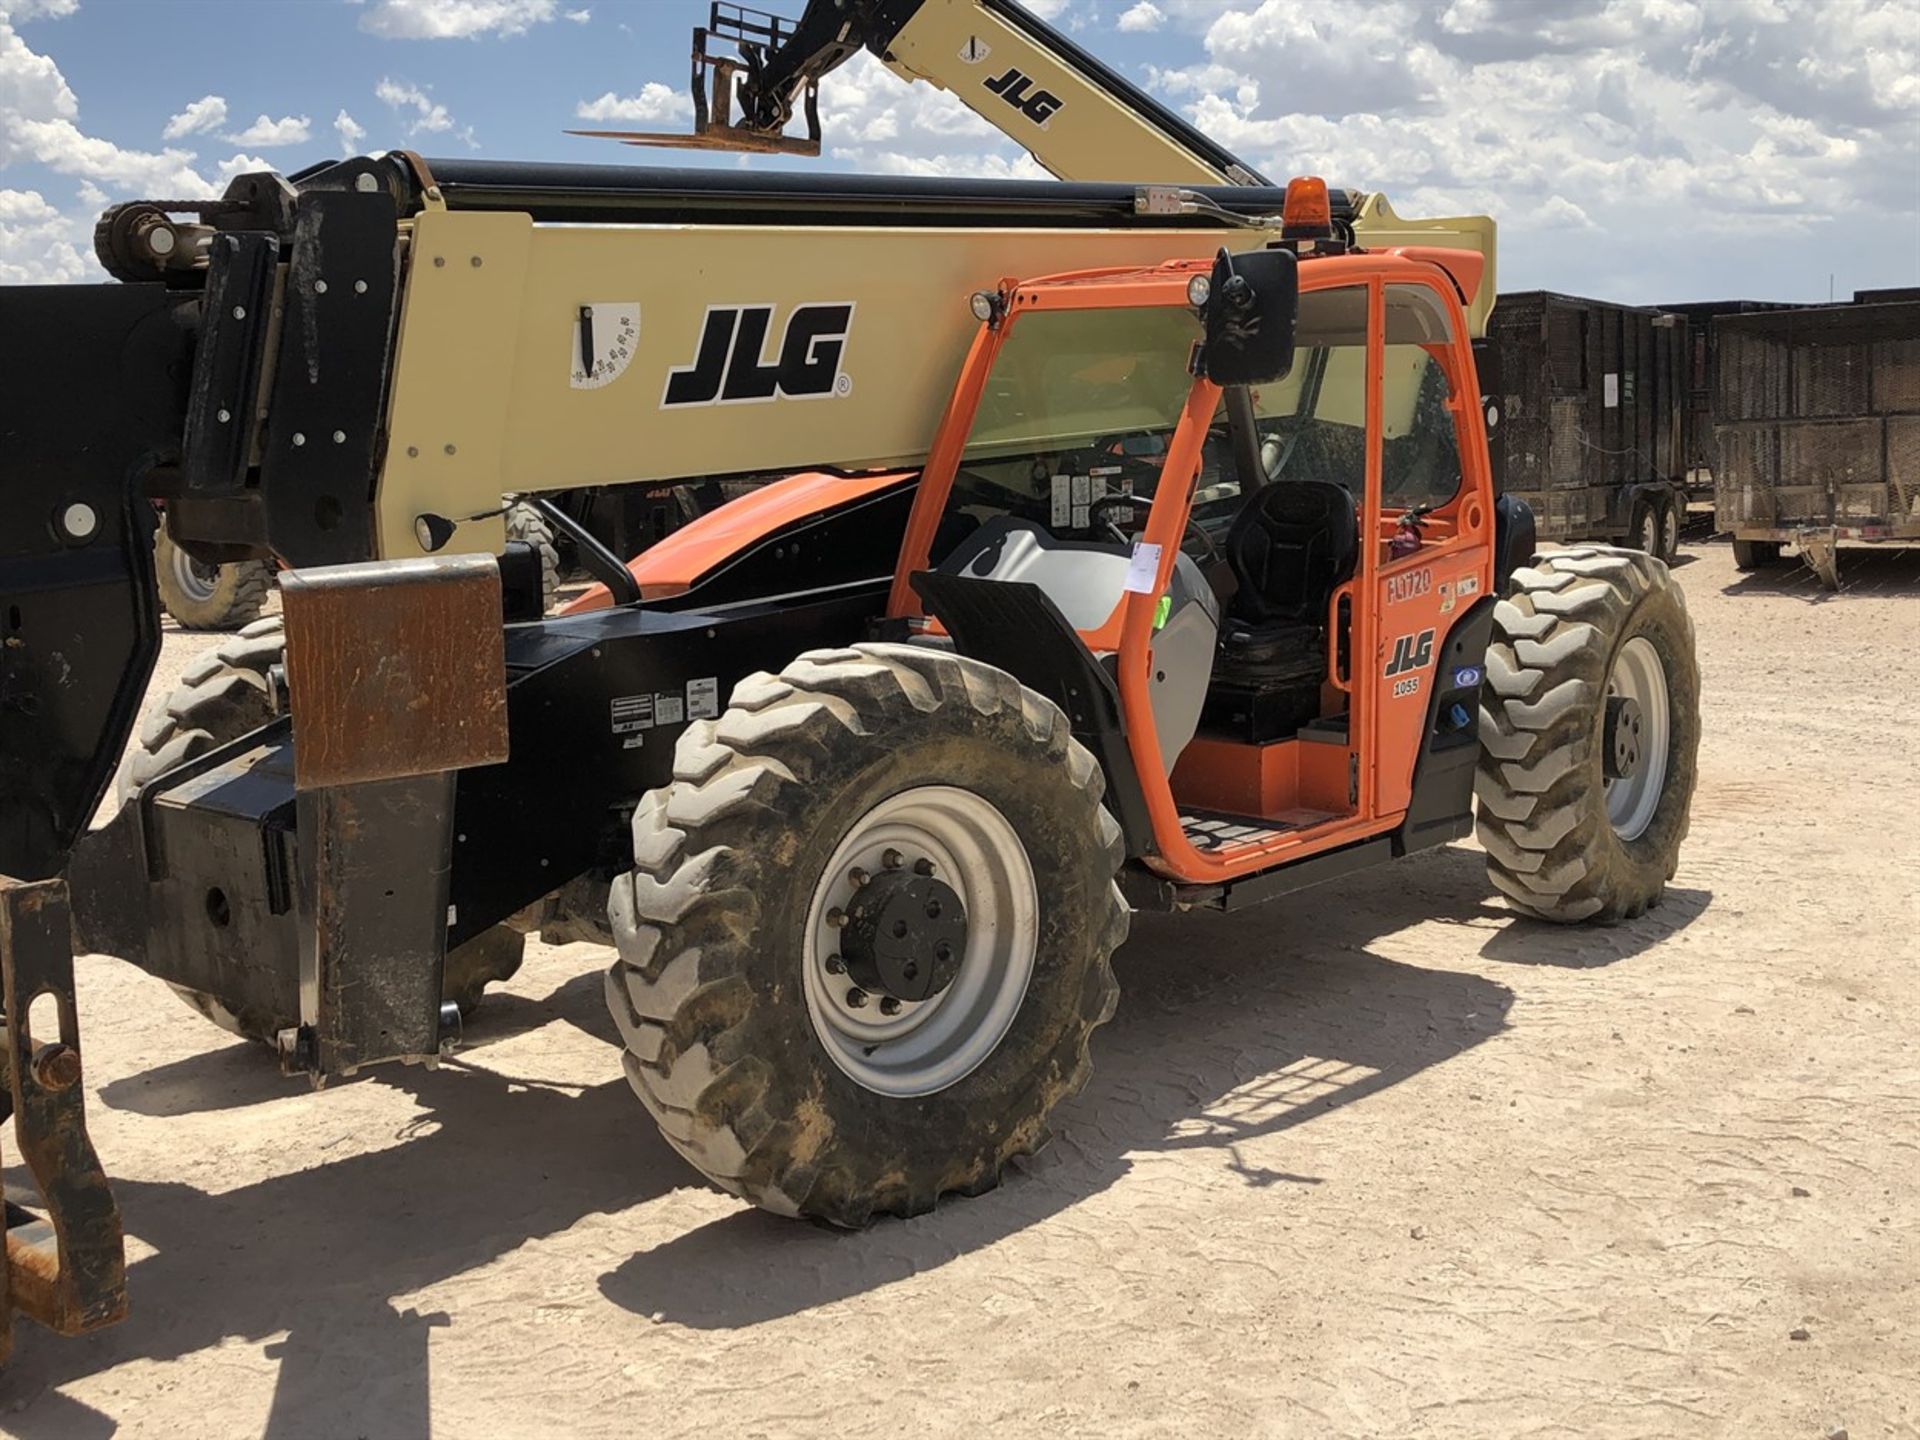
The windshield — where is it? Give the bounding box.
[930,283,1453,566]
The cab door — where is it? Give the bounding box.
[1369,279,1495,818]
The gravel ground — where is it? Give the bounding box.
[3,536,1916,1440]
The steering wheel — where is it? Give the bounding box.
[1087,492,1224,569]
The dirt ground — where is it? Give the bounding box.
[3,536,1917,1440]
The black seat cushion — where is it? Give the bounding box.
[1221,479,1358,627]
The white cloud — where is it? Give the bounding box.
[376,76,454,133]
[814,50,1037,175]
[564,7,589,21]
[0,185,85,282]
[1118,2,1166,33]
[0,0,79,19]
[575,83,689,124]
[1150,0,1920,301]
[360,0,564,39]
[161,94,227,140]
[334,108,367,155]
[223,112,311,147]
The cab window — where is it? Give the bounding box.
[1380,284,1464,511]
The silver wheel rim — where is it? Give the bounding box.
[1603,635,1670,842]
[168,542,222,602]
[1638,509,1658,554]
[1661,506,1679,557]
[803,785,1037,1098]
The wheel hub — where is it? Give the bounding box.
[803,786,1038,1098]
[841,867,968,1003]
[1603,694,1644,780]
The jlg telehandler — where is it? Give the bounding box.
[0,0,1697,1354]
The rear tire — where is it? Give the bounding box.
[124,616,524,1041]
[605,643,1126,1226]
[1475,546,1699,923]
[1732,537,1783,570]
[505,502,560,612]
[154,528,272,631]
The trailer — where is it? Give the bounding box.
[1711,295,1920,585]
[1481,290,1691,561]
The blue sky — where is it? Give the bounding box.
[2,0,1915,303]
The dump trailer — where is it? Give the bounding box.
[1482,291,1691,561]
[1710,294,1920,585]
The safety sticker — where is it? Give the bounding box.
[1453,665,1484,688]
[1457,574,1481,600]
[687,676,721,720]
[1124,541,1163,594]
[611,694,654,735]
[1050,474,1071,528]
[654,692,685,726]
[1438,580,1457,615]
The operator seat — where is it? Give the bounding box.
[1222,479,1358,628]
[1204,478,1359,743]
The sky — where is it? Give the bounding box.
[1,0,1915,304]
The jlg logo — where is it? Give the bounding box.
[661,303,855,408]
[983,67,1064,126]
[1385,628,1435,677]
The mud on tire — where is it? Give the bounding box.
[605,643,1128,1226]
[1475,545,1700,923]
[123,615,524,1040]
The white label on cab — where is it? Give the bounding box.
[1124,541,1164,595]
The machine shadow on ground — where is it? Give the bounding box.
[596,844,1700,1329]
[3,846,1707,1436]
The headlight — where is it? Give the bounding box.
[1186,273,1211,308]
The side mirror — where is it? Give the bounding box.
[1201,247,1298,387]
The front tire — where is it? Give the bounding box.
[1732,537,1783,571]
[1475,546,1700,923]
[605,644,1127,1226]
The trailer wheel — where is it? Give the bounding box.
[605,643,1126,1226]
[1657,498,1681,563]
[1732,538,1783,571]
[505,502,560,612]
[1475,546,1699,923]
[154,528,273,631]
[123,616,524,1041]
[1626,497,1660,556]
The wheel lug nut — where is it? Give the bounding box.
[827,907,847,929]
[913,858,935,877]
[849,866,870,888]
[882,848,903,870]
[846,987,869,1009]
[879,996,901,1016]
[825,953,846,975]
